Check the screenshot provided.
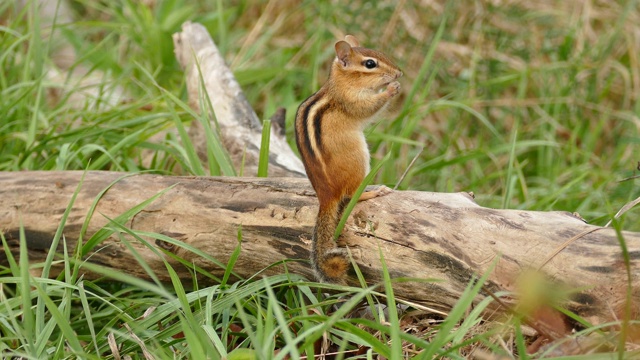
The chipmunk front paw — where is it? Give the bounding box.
[386,81,401,98]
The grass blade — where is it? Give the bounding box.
[81,183,177,256]
[257,119,271,177]
[417,258,498,359]
[18,222,35,355]
[335,151,391,238]
[33,282,84,356]
[379,247,402,358]
[222,226,244,287]
[503,128,518,209]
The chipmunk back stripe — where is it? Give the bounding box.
[312,103,330,155]
[299,95,319,159]
[304,95,330,162]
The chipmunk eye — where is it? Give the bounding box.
[363,59,377,69]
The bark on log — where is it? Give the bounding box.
[1,171,638,326]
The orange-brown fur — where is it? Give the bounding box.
[294,35,402,283]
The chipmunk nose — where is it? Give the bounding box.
[396,70,403,79]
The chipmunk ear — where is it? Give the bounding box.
[344,35,360,47]
[334,40,353,67]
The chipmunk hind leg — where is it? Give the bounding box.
[312,198,350,283]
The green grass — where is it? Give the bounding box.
[1,0,639,358]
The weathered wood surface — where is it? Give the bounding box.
[1,171,638,325]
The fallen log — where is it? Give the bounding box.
[1,170,638,326]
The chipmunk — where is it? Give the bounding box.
[294,35,403,283]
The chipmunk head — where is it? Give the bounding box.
[332,35,403,92]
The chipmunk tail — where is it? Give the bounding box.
[311,199,350,283]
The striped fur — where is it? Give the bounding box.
[295,36,402,283]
